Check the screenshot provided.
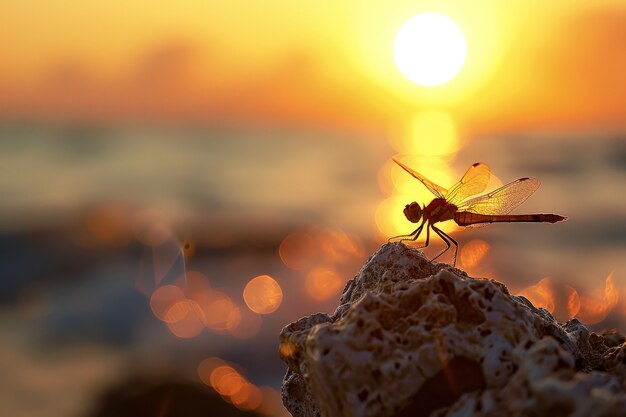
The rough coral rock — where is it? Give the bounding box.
[279,242,626,417]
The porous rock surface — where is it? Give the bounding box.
[279,242,626,417]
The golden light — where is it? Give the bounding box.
[391,111,460,156]
[577,273,618,325]
[210,365,242,395]
[375,196,416,240]
[278,340,296,359]
[198,357,227,386]
[204,363,264,411]
[200,292,241,332]
[517,278,555,314]
[232,384,263,411]
[564,285,581,318]
[390,156,455,197]
[243,275,283,315]
[216,372,247,397]
[317,228,364,265]
[355,3,503,107]
[149,284,186,322]
[393,13,467,87]
[305,267,344,302]
[165,299,205,338]
[176,270,211,298]
[278,232,316,270]
[460,239,491,269]
[164,299,199,323]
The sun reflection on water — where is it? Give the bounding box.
[391,111,462,156]
[376,111,461,242]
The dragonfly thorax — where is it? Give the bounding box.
[403,202,423,223]
[423,197,457,224]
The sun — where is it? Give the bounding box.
[393,13,467,87]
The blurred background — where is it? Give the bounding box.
[1,1,625,416]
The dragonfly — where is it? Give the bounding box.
[391,158,567,265]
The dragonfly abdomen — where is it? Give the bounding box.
[455,212,566,226]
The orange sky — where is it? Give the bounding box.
[0,0,625,135]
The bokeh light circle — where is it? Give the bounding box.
[243,275,283,314]
[305,267,343,302]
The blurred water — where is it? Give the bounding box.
[0,124,389,235]
[1,124,625,416]
[456,132,626,288]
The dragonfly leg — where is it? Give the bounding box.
[413,223,430,249]
[388,221,425,243]
[431,225,459,266]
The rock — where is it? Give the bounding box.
[279,242,626,417]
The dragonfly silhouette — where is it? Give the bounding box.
[391,158,567,265]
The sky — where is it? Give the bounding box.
[1,0,625,134]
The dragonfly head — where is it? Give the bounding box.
[403,202,423,223]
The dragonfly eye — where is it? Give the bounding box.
[403,202,423,223]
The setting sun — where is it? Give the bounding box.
[393,12,467,87]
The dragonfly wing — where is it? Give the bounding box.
[392,158,447,198]
[445,162,491,205]
[456,177,540,215]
